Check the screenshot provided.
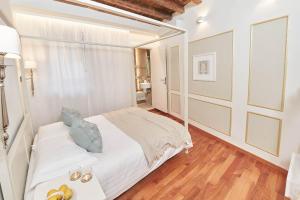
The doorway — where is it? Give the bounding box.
[134,48,153,110]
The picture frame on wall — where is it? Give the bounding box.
[193,52,217,81]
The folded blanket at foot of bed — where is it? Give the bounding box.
[104,107,192,166]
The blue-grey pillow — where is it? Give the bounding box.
[70,118,103,153]
[61,107,81,127]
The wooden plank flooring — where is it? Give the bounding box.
[117,110,288,200]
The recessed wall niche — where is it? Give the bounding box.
[188,31,233,101]
[248,16,288,111]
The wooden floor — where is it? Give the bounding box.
[117,110,288,200]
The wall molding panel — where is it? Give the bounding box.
[188,97,232,135]
[167,44,181,117]
[170,93,181,116]
[188,93,232,108]
[246,112,282,156]
[248,16,288,111]
[169,45,180,92]
[189,31,234,101]
[170,90,180,95]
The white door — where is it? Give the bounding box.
[150,44,168,112]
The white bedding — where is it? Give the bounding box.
[25,114,189,200]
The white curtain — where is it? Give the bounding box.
[16,14,135,131]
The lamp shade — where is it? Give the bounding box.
[0,25,21,59]
[24,61,37,69]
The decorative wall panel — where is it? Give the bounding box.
[169,46,180,91]
[246,112,282,156]
[189,31,233,101]
[171,93,181,115]
[248,17,288,111]
[188,98,231,135]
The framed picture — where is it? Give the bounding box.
[193,52,216,81]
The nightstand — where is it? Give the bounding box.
[34,174,106,200]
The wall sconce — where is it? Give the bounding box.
[0,25,21,149]
[196,16,206,24]
[24,61,37,96]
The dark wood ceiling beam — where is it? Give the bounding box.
[147,0,184,13]
[55,0,162,25]
[56,0,202,21]
[175,0,202,6]
[91,0,171,21]
[174,0,185,6]
[191,0,202,4]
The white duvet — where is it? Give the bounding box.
[25,114,190,200]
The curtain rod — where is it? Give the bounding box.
[20,35,134,49]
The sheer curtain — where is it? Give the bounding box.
[16,14,135,131]
[83,24,135,115]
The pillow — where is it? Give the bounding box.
[69,118,103,153]
[61,107,81,126]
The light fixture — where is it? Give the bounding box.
[0,25,21,149]
[196,16,206,24]
[24,61,37,96]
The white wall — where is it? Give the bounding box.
[166,0,300,169]
[0,0,13,25]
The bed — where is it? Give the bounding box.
[25,107,192,200]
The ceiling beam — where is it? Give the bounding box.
[191,0,202,4]
[175,0,202,6]
[147,0,184,13]
[55,0,184,29]
[91,0,171,21]
[56,0,202,21]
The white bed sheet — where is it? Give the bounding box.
[26,114,186,200]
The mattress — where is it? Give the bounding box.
[25,114,186,200]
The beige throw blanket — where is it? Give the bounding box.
[104,107,192,166]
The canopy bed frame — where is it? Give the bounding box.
[1,1,189,199]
